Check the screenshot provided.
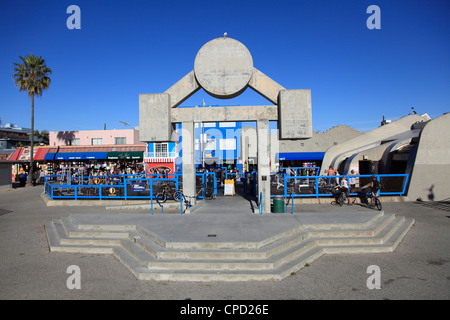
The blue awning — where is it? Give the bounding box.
[45,152,108,160]
[276,152,325,161]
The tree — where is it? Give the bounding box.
[34,129,49,145]
[13,53,52,186]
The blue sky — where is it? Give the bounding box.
[1,0,449,133]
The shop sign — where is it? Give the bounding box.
[131,182,146,192]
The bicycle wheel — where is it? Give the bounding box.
[363,197,369,206]
[375,198,382,211]
[204,188,214,200]
[338,194,344,206]
[155,193,166,203]
[173,191,182,201]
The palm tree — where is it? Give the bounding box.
[33,129,49,145]
[13,53,52,186]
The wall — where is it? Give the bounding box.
[0,163,12,189]
[407,113,450,201]
[49,129,146,146]
[319,114,428,175]
[278,125,362,153]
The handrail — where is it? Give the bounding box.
[44,173,409,202]
[275,173,409,198]
[259,192,263,214]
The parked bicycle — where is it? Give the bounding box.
[177,183,216,213]
[155,183,181,203]
[197,183,215,200]
[332,185,350,206]
[175,183,215,204]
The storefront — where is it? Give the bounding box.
[44,146,144,161]
[8,147,51,181]
[45,152,107,161]
[106,151,143,161]
[277,152,325,168]
[40,145,145,175]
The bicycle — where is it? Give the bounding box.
[332,185,350,206]
[197,183,215,200]
[364,192,382,211]
[177,183,215,213]
[155,183,182,203]
[175,183,215,203]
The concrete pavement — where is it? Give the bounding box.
[0,185,449,299]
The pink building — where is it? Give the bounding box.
[49,129,145,146]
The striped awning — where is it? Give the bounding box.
[144,157,176,163]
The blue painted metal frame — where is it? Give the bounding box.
[44,172,219,200]
[44,172,409,204]
[276,173,409,198]
[279,166,320,176]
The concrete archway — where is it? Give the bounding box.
[139,36,312,213]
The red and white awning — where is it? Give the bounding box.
[144,157,176,163]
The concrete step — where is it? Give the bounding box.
[144,213,395,261]
[122,246,326,282]
[114,216,412,281]
[44,213,415,281]
[45,220,114,254]
[116,216,408,273]
[60,216,131,239]
[323,218,414,254]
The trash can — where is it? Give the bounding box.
[273,196,285,213]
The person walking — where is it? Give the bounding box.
[18,167,27,187]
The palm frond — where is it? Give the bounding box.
[12,53,52,98]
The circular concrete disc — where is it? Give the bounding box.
[194,37,253,99]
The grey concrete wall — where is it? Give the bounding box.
[342,143,392,174]
[278,89,312,139]
[165,70,200,108]
[257,120,271,213]
[194,37,253,99]
[320,114,428,175]
[181,121,196,206]
[171,105,278,123]
[407,113,450,201]
[278,125,362,154]
[139,93,172,142]
[248,68,285,104]
[0,164,12,189]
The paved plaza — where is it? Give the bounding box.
[0,185,449,300]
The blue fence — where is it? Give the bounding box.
[44,172,217,201]
[268,173,409,198]
[44,172,409,203]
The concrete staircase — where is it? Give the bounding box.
[45,211,414,281]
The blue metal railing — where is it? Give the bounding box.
[275,173,409,198]
[44,172,217,200]
[44,172,409,204]
[280,166,320,176]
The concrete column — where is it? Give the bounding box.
[257,119,271,213]
[182,121,196,206]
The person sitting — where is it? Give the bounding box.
[370,176,381,201]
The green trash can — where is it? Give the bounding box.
[273,196,285,213]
